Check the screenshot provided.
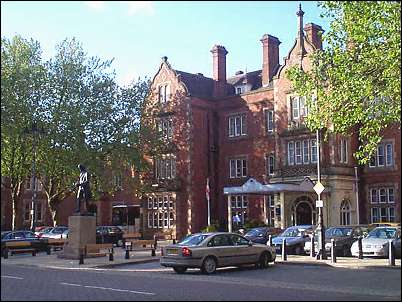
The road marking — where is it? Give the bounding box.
[60,282,82,287]
[60,282,155,296]
[1,275,24,280]
[84,285,155,295]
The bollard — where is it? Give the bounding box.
[310,236,315,257]
[125,244,130,259]
[388,239,395,266]
[79,250,84,265]
[154,236,158,250]
[3,248,9,259]
[358,236,363,259]
[173,238,176,244]
[109,251,114,261]
[268,235,272,246]
[151,248,156,257]
[282,238,287,261]
[32,250,36,256]
[46,246,51,255]
[331,238,337,263]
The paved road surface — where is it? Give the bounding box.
[1,261,400,301]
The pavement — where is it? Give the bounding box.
[1,240,400,270]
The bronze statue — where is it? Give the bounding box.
[75,164,92,214]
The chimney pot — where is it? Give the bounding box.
[260,34,281,86]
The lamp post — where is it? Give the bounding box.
[315,128,327,260]
[24,122,45,232]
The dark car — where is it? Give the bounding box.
[305,226,367,257]
[96,226,124,247]
[271,225,314,255]
[1,230,48,255]
[379,228,401,259]
[244,227,283,244]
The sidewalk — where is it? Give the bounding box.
[275,254,401,270]
[1,242,400,270]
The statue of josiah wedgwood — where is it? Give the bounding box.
[75,164,92,214]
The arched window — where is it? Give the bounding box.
[340,200,351,225]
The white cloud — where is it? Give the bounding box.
[120,1,155,16]
[84,1,106,11]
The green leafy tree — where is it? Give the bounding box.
[1,35,46,230]
[287,1,401,164]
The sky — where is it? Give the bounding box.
[1,1,331,87]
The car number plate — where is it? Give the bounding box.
[166,249,178,255]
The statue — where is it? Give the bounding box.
[75,164,92,214]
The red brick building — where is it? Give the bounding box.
[140,5,400,240]
[2,6,400,239]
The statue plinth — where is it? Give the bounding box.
[59,215,96,259]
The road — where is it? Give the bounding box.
[1,261,401,301]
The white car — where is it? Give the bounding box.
[40,226,68,239]
[350,227,400,257]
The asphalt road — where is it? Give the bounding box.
[1,261,401,301]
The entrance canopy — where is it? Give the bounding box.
[223,177,329,195]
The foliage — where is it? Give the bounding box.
[243,219,266,229]
[286,1,401,164]
[201,222,219,233]
[1,35,155,227]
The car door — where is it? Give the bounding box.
[229,234,259,265]
[207,234,235,267]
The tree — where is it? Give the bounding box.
[286,1,401,164]
[1,35,47,230]
[2,35,156,228]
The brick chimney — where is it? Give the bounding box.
[304,23,324,50]
[210,45,228,97]
[260,34,281,87]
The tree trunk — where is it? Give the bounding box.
[11,182,24,230]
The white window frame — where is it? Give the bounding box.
[113,172,123,190]
[371,207,380,223]
[291,97,299,119]
[148,212,153,228]
[340,200,351,226]
[265,109,274,133]
[302,140,309,164]
[388,188,395,203]
[377,144,385,167]
[34,202,42,222]
[311,139,317,163]
[228,114,246,137]
[386,143,393,166]
[370,189,378,204]
[295,141,302,165]
[379,188,387,203]
[266,155,275,176]
[229,158,247,178]
[148,197,153,209]
[288,142,295,165]
[158,84,170,104]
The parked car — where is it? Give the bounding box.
[244,227,283,244]
[377,228,401,259]
[40,226,68,239]
[160,232,276,274]
[1,230,48,254]
[304,226,368,257]
[271,225,314,255]
[36,227,54,238]
[350,227,400,258]
[96,226,124,247]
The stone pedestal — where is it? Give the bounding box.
[60,215,96,259]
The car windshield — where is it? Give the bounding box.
[245,228,265,237]
[325,227,353,237]
[367,228,397,239]
[178,234,210,246]
[24,232,36,238]
[281,228,301,237]
[42,228,53,233]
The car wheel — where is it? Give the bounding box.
[201,257,217,274]
[257,252,271,269]
[173,267,187,274]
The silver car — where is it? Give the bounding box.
[350,227,400,257]
[160,232,276,274]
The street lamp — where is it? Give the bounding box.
[24,122,45,232]
[315,128,327,260]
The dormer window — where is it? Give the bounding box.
[158,84,170,103]
[236,87,242,94]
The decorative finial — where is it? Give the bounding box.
[296,3,304,17]
[162,56,168,62]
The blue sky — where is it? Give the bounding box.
[1,1,331,86]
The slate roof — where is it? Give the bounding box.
[174,68,272,99]
[174,70,214,99]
